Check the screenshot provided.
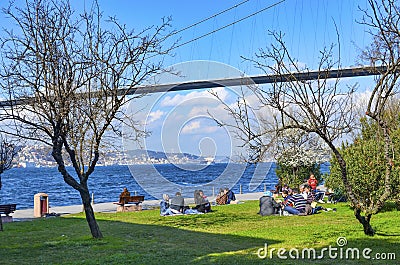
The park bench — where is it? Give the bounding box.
[114,196,145,212]
[0,204,17,223]
[0,204,17,216]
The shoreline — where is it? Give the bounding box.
[1,163,281,210]
[11,191,266,221]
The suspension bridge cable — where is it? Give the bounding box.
[173,0,286,50]
[167,0,251,38]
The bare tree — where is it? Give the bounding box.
[247,0,400,236]
[0,0,175,238]
[213,30,392,234]
[360,0,400,212]
[0,136,18,231]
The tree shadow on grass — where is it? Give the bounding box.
[375,232,400,236]
[98,219,280,265]
[95,222,399,265]
[3,205,399,265]
[0,216,280,265]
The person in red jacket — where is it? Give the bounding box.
[308,173,326,203]
[307,173,318,191]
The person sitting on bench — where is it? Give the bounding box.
[119,187,131,204]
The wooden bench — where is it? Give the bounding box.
[0,204,17,216]
[0,204,17,223]
[114,196,144,212]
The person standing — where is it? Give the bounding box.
[307,173,318,191]
[308,173,326,203]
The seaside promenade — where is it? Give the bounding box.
[12,192,265,221]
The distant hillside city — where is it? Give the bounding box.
[14,145,229,168]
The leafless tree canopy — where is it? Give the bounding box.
[360,0,400,117]
[0,0,175,238]
[213,32,358,162]
[0,137,17,177]
[209,85,276,163]
[244,33,361,208]
[356,0,400,233]
[247,32,358,145]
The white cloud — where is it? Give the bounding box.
[188,106,210,116]
[160,87,229,107]
[147,110,164,123]
[180,120,221,135]
[181,120,201,134]
[202,126,219,134]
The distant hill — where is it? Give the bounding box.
[126,149,200,160]
[126,149,229,163]
[15,144,230,167]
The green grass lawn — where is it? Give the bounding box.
[1,201,399,264]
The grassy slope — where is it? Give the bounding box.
[0,201,399,265]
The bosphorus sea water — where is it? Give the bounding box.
[0,163,282,209]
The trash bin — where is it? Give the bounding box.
[34,193,49,217]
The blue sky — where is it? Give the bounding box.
[0,0,375,158]
[112,0,375,158]
[82,0,372,71]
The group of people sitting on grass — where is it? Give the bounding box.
[160,190,212,216]
[258,173,336,216]
[160,188,238,216]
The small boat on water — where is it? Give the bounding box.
[200,157,215,165]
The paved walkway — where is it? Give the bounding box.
[12,192,265,221]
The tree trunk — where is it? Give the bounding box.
[337,152,375,236]
[80,188,103,239]
[53,147,103,239]
[0,174,2,231]
[328,144,358,205]
[354,209,375,236]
